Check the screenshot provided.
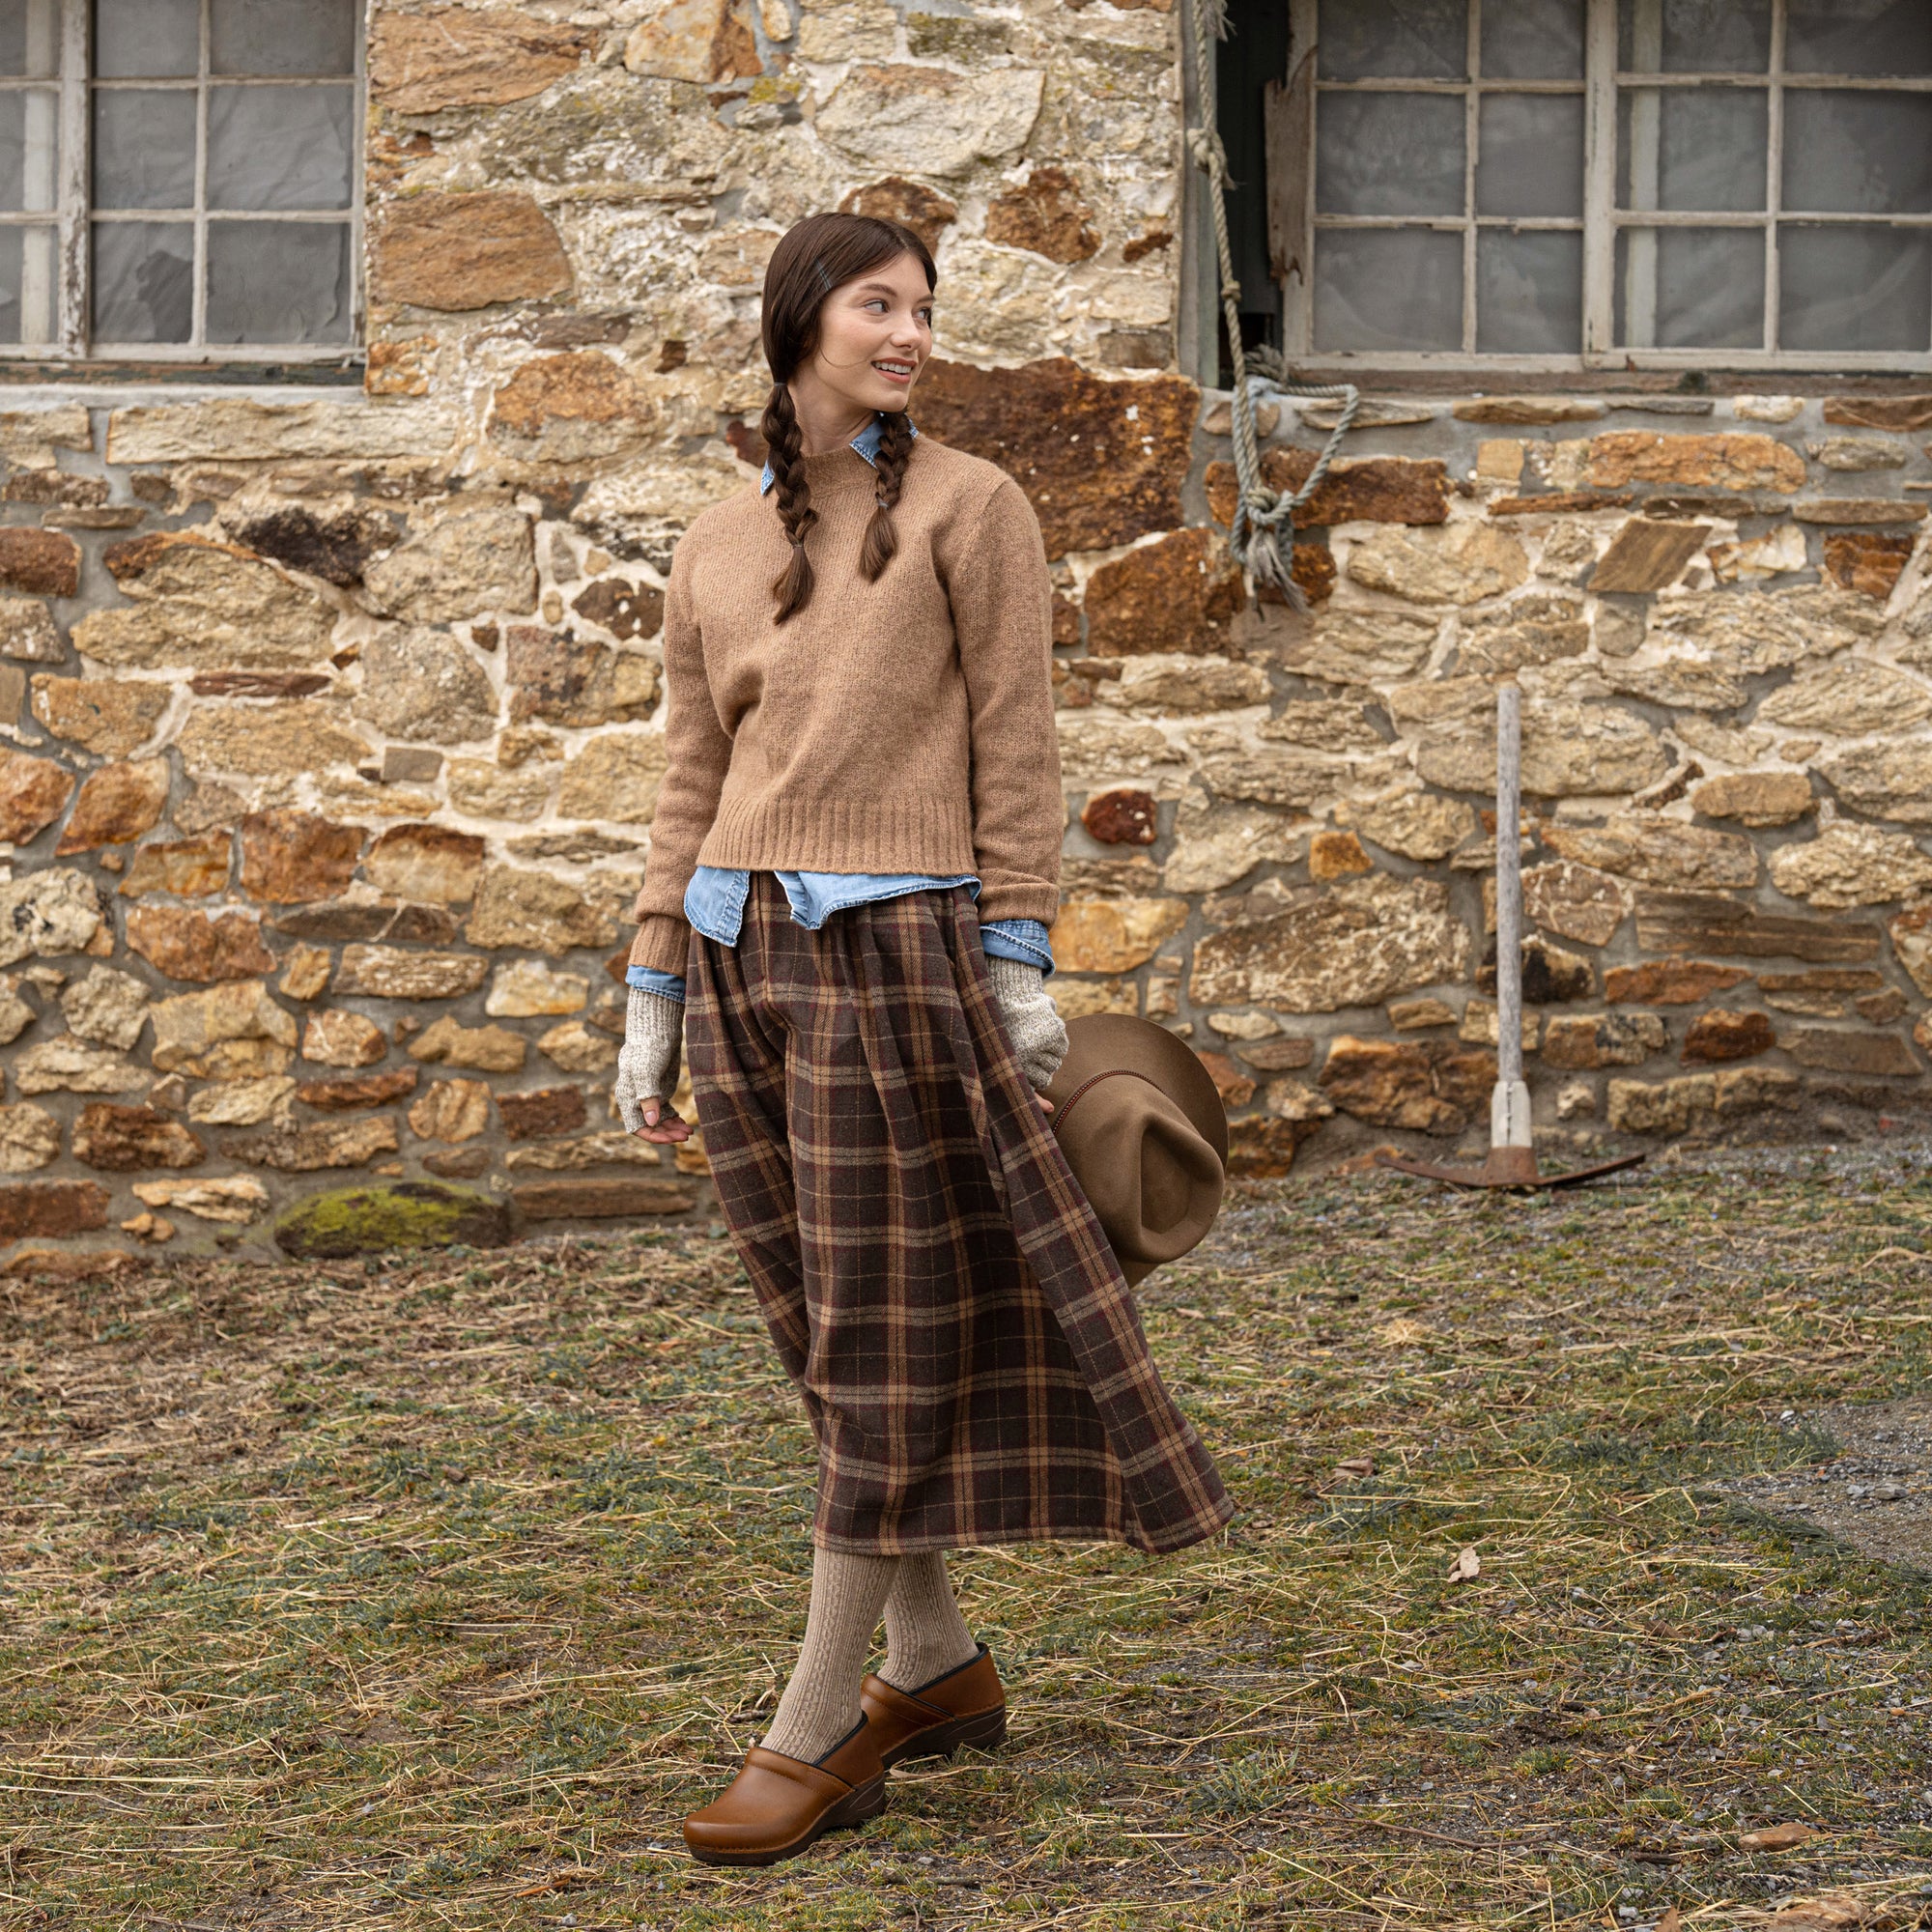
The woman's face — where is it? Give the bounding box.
[803,250,934,414]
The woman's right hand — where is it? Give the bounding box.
[614,988,691,1142]
[630,1095,693,1145]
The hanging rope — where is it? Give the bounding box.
[1185,0,1358,611]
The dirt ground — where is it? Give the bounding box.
[4,1148,1932,1931]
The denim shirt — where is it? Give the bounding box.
[626,412,1054,1006]
[626,872,1053,1004]
[757,409,916,491]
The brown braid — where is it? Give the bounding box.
[761,382,816,624]
[860,411,914,582]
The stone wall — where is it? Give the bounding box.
[0,0,1926,1267]
[1054,390,1932,1176]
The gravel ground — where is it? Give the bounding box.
[1726,1398,1932,1577]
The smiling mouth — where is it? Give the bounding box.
[872,359,916,379]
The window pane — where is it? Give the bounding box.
[1619,87,1767,211]
[1620,0,1771,72]
[1480,0,1583,78]
[212,0,356,74]
[1315,228,1462,351]
[1781,91,1932,213]
[1475,229,1580,352]
[16,222,52,343]
[1317,92,1464,216]
[1616,227,1764,348]
[1476,93,1583,217]
[93,88,197,210]
[1786,0,1932,77]
[0,87,57,211]
[205,221,353,344]
[1317,0,1464,80]
[0,226,18,343]
[93,0,199,78]
[209,83,355,211]
[93,220,194,342]
[0,0,60,77]
[0,225,55,345]
[1780,225,1932,352]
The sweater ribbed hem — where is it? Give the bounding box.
[699,791,978,875]
[629,915,692,977]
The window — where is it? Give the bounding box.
[1216,0,1932,370]
[0,0,362,360]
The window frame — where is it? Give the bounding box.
[1269,0,1932,375]
[0,0,365,364]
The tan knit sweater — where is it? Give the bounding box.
[625,434,1062,977]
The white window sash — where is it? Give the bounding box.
[1278,0,1932,374]
[0,0,364,363]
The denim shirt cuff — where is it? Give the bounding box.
[626,965,688,1003]
[980,917,1054,979]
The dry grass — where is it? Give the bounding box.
[4,1153,1932,1930]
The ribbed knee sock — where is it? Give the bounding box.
[881,1549,980,1692]
[760,1548,899,1764]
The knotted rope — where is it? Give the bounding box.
[1185,0,1359,611]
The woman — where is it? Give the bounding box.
[613,212,1232,1867]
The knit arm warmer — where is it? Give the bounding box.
[628,548,732,976]
[949,476,1062,927]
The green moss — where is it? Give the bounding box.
[742,72,803,107]
[271,1181,511,1260]
[905,14,1014,58]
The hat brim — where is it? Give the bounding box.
[1043,1013,1230,1166]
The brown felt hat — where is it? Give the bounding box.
[1040,1013,1229,1288]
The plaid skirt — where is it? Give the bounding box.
[684,873,1234,1556]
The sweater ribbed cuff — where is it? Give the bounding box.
[628,914,693,977]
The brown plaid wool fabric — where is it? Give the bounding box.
[683,872,1234,1556]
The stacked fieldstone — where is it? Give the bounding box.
[0,400,696,1264]
[0,0,1925,1265]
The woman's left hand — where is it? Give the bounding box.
[985,954,1069,1094]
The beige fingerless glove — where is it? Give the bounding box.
[986,954,1069,1092]
[613,985,684,1132]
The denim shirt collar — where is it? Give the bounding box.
[759,413,918,495]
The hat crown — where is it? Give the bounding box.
[1141,1109,1224,1236]
[1044,1016,1228,1287]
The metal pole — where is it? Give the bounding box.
[1491,681,1533,1157]
[1374,673,1645,1189]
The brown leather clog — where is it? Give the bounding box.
[681,1720,887,1867]
[860,1644,1009,1769]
